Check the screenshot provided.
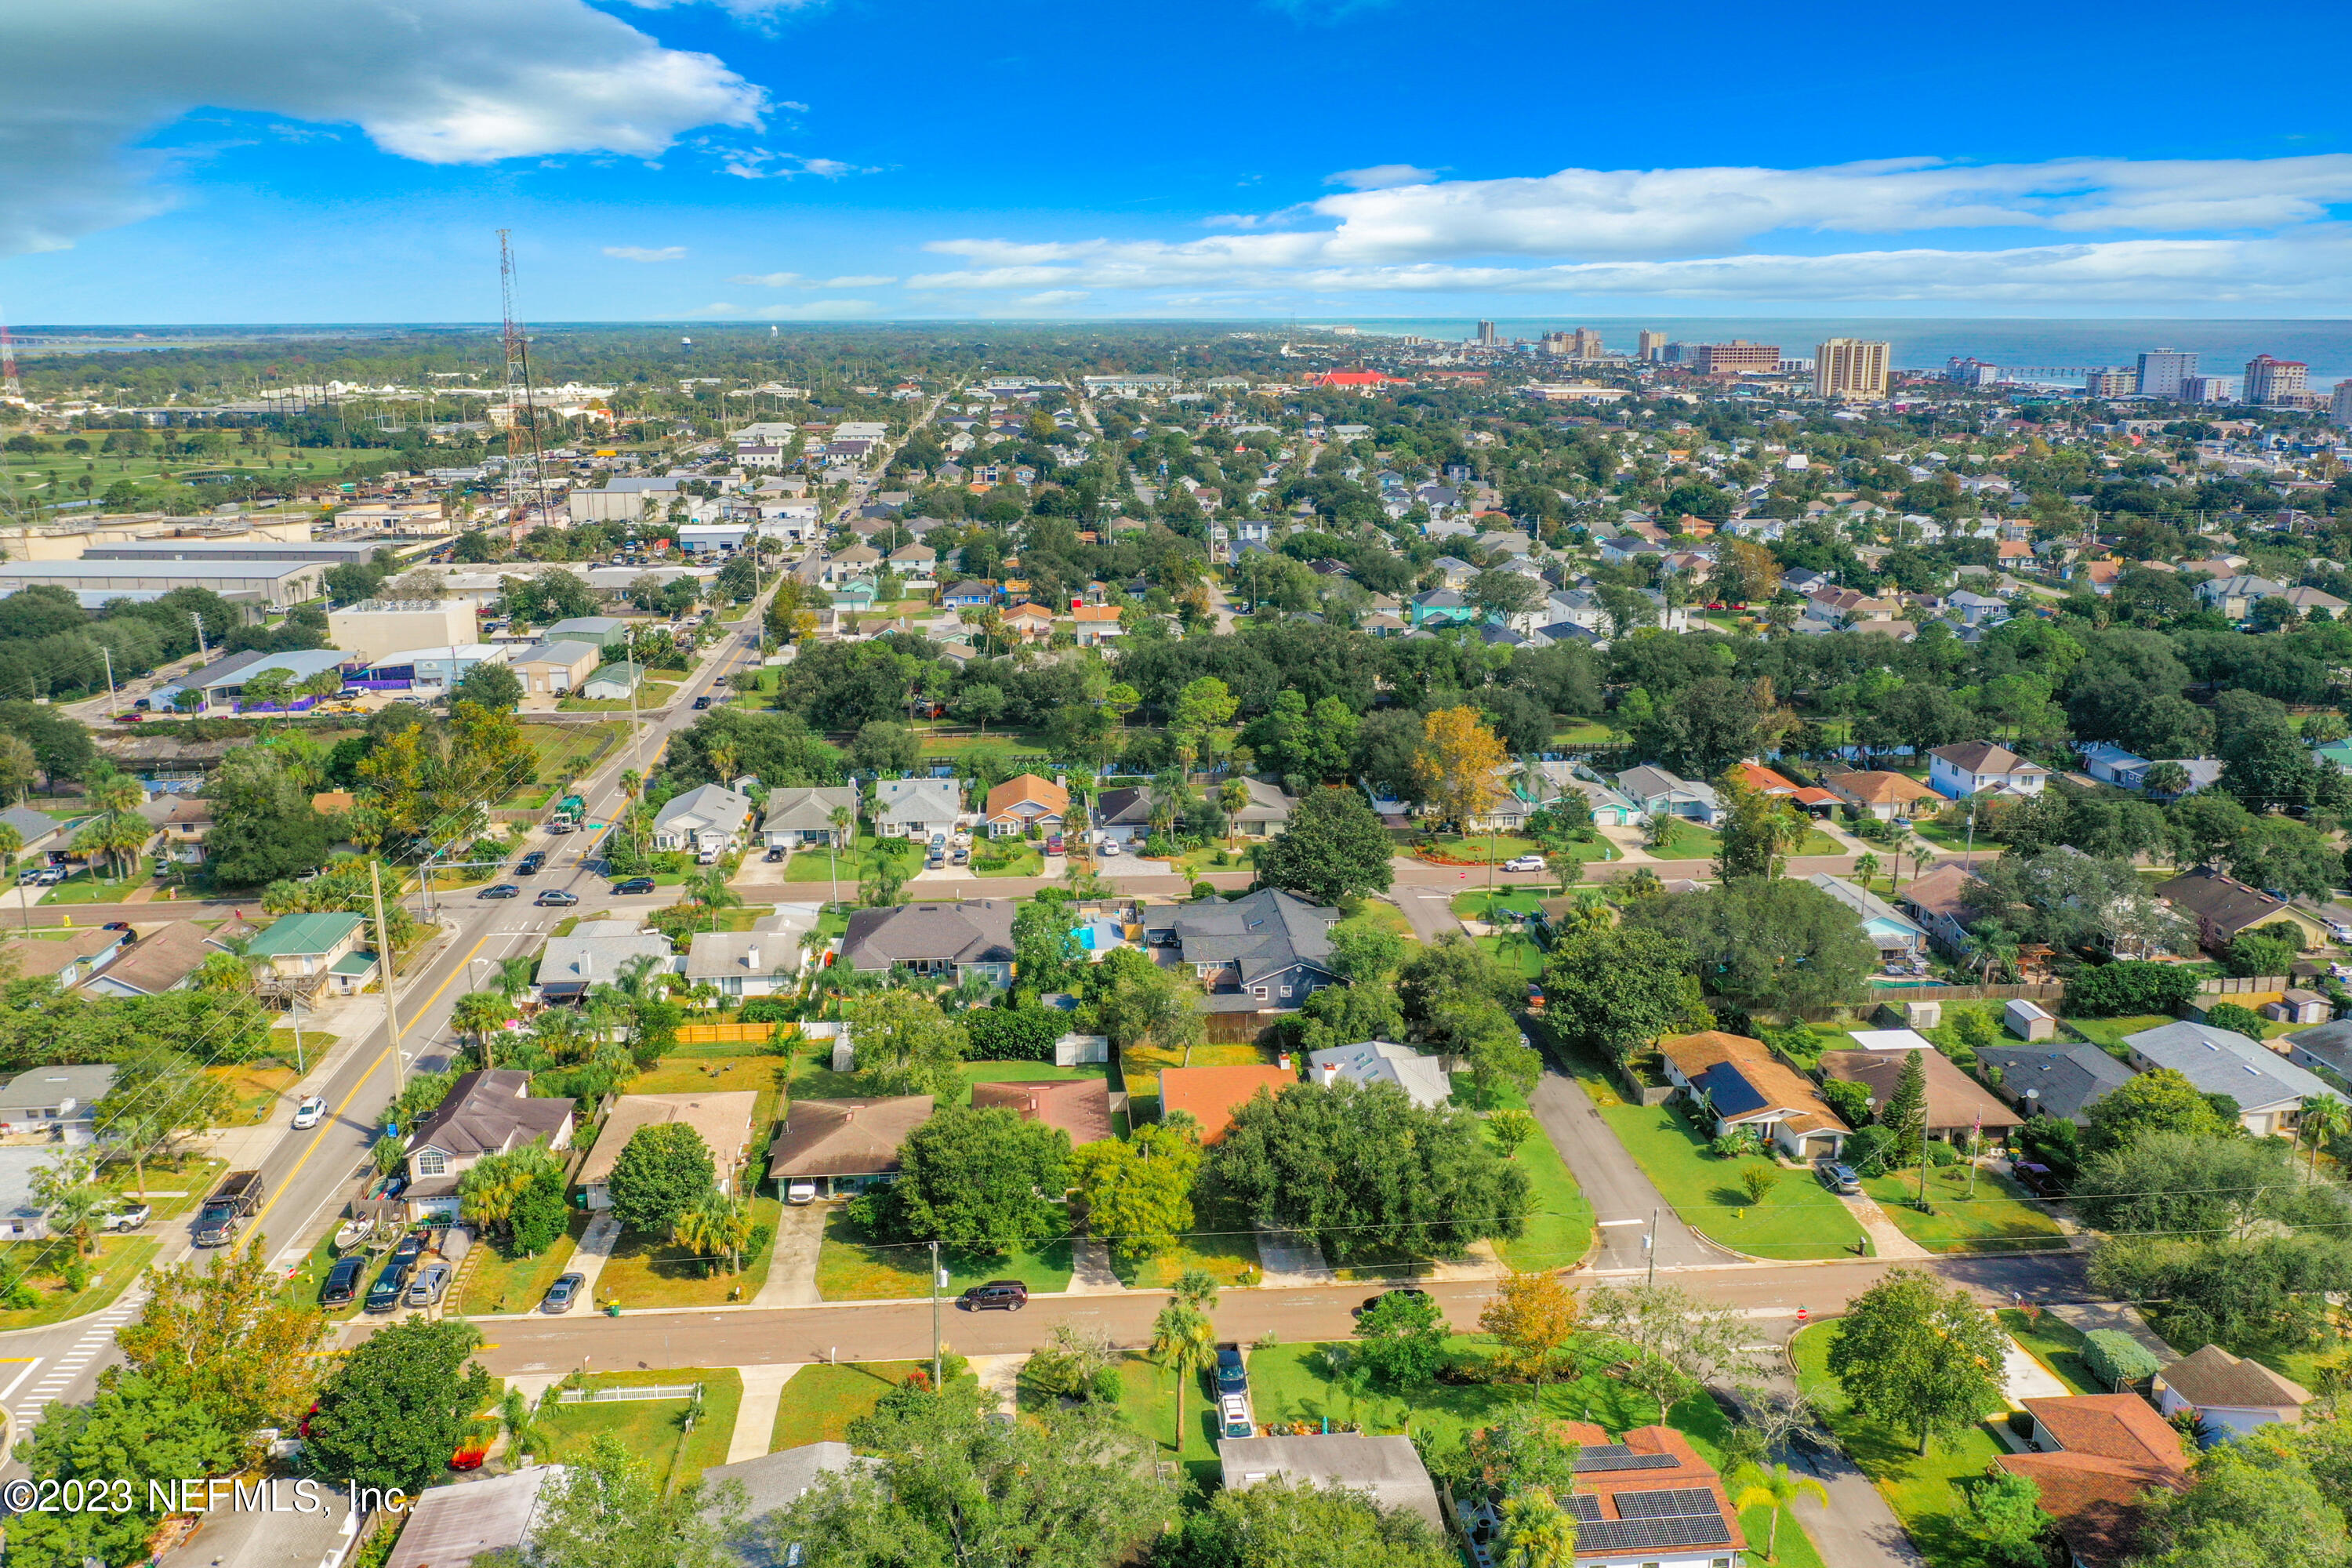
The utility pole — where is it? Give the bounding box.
[1646,1207,1659,1286]
[369,858,407,1098]
[100,646,117,719]
[929,1240,944,1390]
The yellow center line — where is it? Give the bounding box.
[245,931,491,1236]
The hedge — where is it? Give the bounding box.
[964,1007,1061,1062]
[2082,1327,2163,1390]
[2065,960,2201,1019]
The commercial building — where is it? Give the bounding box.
[1692,340,1780,376]
[2332,379,2352,427]
[328,598,477,662]
[2182,373,2238,405]
[1815,338,1892,399]
[82,539,391,567]
[568,475,680,524]
[0,557,327,611]
[2136,349,2197,397]
[2084,367,2137,398]
[2244,354,2310,405]
[1636,328,1668,361]
[354,643,511,695]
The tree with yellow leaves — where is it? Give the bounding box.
[1414,706,1507,834]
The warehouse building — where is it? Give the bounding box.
[0,558,327,611]
[82,540,398,567]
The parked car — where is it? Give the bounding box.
[950,846,969,865]
[535,887,579,907]
[1215,1345,1247,1396]
[1816,1163,1862,1196]
[957,1279,1029,1312]
[389,1231,427,1268]
[517,851,546,875]
[786,1181,818,1205]
[764,845,786,862]
[1046,834,1065,855]
[292,1095,328,1130]
[1352,1287,1429,1321]
[100,1202,151,1232]
[542,1272,586,1314]
[693,695,712,710]
[477,884,521,900]
[406,1261,452,1308]
[365,1261,413,1313]
[321,1254,366,1308]
[612,877,656,895]
[1220,1392,1253,1439]
[1502,855,1545,873]
[1097,840,1120,857]
[449,1441,491,1472]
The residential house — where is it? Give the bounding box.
[76,920,229,998]
[1157,1063,1301,1142]
[1217,1435,1443,1531]
[1614,765,1724,824]
[1069,604,1124,645]
[385,1466,568,1568]
[1144,887,1343,1014]
[1901,860,1982,954]
[1978,1043,2138,1124]
[1656,1030,1850,1158]
[700,1444,860,1568]
[652,782,757,855]
[244,911,377,997]
[685,929,809,1003]
[982,773,1068,837]
[1818,1044,2022,1142]
[2193,575,2288,620]
[1002,603,1057,642]
[509,639,603,697]
[1408,588,1476,627]
[873,777,963,840]
[0,807,69,866]
[1457,1423,1746,1568]
[1225,777,1297,837]
[1728,762,1841,815]
[1,927,132,989]
[1091,784,1161,846]
[0,1064,118,1145]
[401,1069,577,1219]
[1806,873,1930,959]
[840,899,1016,984]
[1523,764,1640,826]
[766,1096,934,1196]
[1305,1042,1450,1109]
[1927,741,2050,800]
[2151,1345,2313,1441]
[2120,1020,2343,1138]
[579,1091,759,1209]
[2078,742,2151,787]
[2152,866,2332,951]
[761,786,858,850]
[1997,1396,2190,1568]
[1823,770,1942,820]
[143,796,215,866]
[580,662,644,700]
[941,580,996,609]
[532,924,677,1004]
[970,1078,1114,1145]
[2282,1018,2352,1086]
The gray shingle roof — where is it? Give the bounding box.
[408,1069,575,1161]
[1160,887,1338,985]
[762,786,858,835]
[2122,1021,2343,1110]
[840,900,1014,971]
[1977,1043,2138,1123]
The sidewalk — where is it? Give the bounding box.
[725,1363,805,1464]
[569,1213,624,1301]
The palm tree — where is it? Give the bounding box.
[2299,1095,2350,1176]
[1641,811,1677,851]
[1733,1464,1830,1563]
[1855,851,1880,892]
[1147,1301,1218,1460]
[827,805,855,907]
[673,1188,754,1275]
[1218,779,1250,850]
[452,991,517,1069]
[1498,1488,1578,1568]
[684,866,743,934]
[1172,1269,1219,1313]
[494,954,539,1001]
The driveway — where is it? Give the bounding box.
[1526,1065,1728,1273]
[754,1201,826,1307]
[1389,886,1465,944]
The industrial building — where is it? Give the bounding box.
[328,599,477,661]
[0,558,328,611]
[82,539,399,567]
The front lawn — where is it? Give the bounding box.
[204,1061,299,1127]
[1575,1069,1868,1259]
[1860,1165,2067,1254]
[1447,1074,1595,1272]
[1452,889,1544,922]
[1642,820,1720,860]
[1475,932,1546,978]
[782,833,920,885]
[970,844,1045,877]
[1995,1308,2101,1396]
[457,1211,587,1316]
[771,1360,934,1449]
[1416,833,1541,865]
[1110,1172,1264,1291]
[559,680,679,713]
[597,1196,783,1309]
[0,1236,160,1330]
[99,1153,223,1220]
[1792,1322,2012,1568]
[38,858,158,904]
[538,1367,742,1491]
[813,1209,1072,1301]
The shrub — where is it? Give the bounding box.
[1820,1078,1875,1128]
[2201,1001,2268,1040]
[1740,1166,1780,1203]
[1190,880,1217,901]
[964,1007,1060,1062]
[739,998,796,1024]
[2065,960,2200,1018]
[2082,1328,2162,1390]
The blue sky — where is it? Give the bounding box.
[5,0,2352,323]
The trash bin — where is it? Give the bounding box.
[605,1302,621,1317]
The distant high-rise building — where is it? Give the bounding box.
[1637,329,1668,361]
[1570,327,1606,359]
[2084,367,2137,398]
[1538,331,1570,355]
[1946,358,2002,387]
[2136,348,2196,398]
[2332,379,2352,428]
[1693,339,1780,376]
[2245,354,2310,405]
[2182,374,2238,405]
[1815,339,1891,399]
[1475,320,1498,346]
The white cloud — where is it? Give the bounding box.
[753,298,878,319]
[729,270,806,286]
[717,147,875,180]
[1324,164,1437,191]
[604,244,687,261]
[1011,290,1091,309]
[912,154,2352,305]
[821,273,895,287]
[614,0,826,22]
[0,0,767,256]
[728,270,895,289]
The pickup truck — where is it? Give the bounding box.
[194,1170,265,1247]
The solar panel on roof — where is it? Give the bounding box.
[1577,1515,1736,1552]
[1573,1451,1680,1472]
[1564,1494,1604,1523]
[1613,1488,1723,1520]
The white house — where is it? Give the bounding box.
[652,783,756,856]
[873,777,963,840]
[1926,741,2050,800]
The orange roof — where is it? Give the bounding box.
[1730,762,1800,794]
[1070,604,1122,622]
[2020,1396,2188,1473]
[1825,769,1939,804]
[1307,370,1406,387]
[1004,603,1055,623]
[1157,1064,1298,1142]
[982,772,1069,821]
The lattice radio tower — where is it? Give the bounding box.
[0,312,20,399]
[496,229,554,528]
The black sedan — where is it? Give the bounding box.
[612,876,656,895]
[535,888,580,907]
[517,851,546,875]
[477,884,521,900]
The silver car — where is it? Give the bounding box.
[405,1261,452,1308]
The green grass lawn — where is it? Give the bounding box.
[916,728,1053,758]
[100,1153,223,1220]
[1572,1065,1868,1259]
[539,1368,742,1491]
[971,844,1045,877]
[956,1059,1110,1104]
[730,667,781,710]
[1475,933,1547,978]
[1792,1322,2012,1568]
[782,833,919,884]
[458,1212,587,1316]
[597,1196,782,1309]
[204,1061,299,1127]
[560,680,679,713]
[1453,889,1544,921]
[1417,833,1542,864]
[1117,1042,1280,1105]
[1168,844,1258,877]
[38,858,158,904]
[1860,1165,2067,1254]
[1643,820,1720,860]
[1448,1073,1596,1272]
[626,1054,791,1131]
[0,1237,160,1331]
[2060,1014,2171,1054]
[1995,1308,2101,1396]
[502,723,625,808]
[771,1360,934,1449]
[814,1209,1073,1301]
[1549,721,1614,746]
[1109,1173,1264,1290]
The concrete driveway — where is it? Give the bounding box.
[1526,1065,1729,1273]
[1390,886,1466,943]
[756,1200,828,1307]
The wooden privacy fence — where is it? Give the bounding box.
[2198,975,2291,995]
[1861,981,2065,1004]
[673,1021,788,1045]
